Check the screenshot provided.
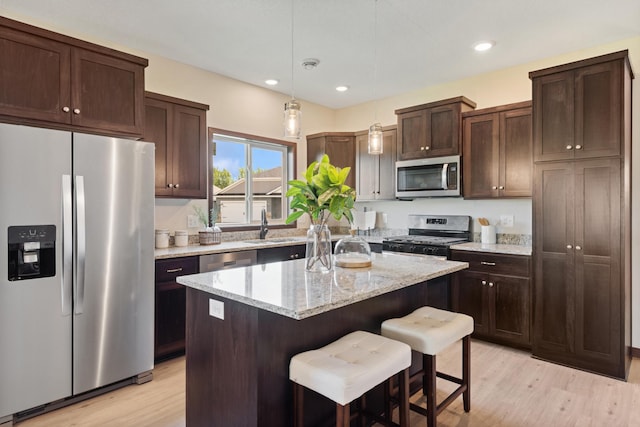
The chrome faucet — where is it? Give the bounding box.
[259,208,269,239]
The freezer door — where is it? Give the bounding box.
[0,124,73,418]
[72,133,154,394]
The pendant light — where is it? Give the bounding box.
[284,0,301,138]
[368,0,382,154]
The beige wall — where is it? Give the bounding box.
[3,11,639,348]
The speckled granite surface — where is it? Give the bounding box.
[450,242,532,256]
[176,252,468,320]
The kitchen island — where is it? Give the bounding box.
[177,252,468,426]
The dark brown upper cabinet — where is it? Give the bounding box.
[395,96,476,160]
[355,126,397,201]
[306,132,356,189]
[144,92,209,199]
[462,101,532,199]
[530,52,629,162]
[0,16,147,137]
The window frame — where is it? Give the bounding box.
[207,127,297,231]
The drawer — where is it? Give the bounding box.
[450,250,529,277]
[155,256,198,282]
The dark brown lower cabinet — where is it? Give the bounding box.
[256,245,305,264]
[533,159,629,379]
[154,256,198,361]
[451,250,531,349]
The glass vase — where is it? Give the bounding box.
[305,224,332,273]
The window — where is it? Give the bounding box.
[208,128,296,228]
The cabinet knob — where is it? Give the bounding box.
[566,145,573,150]
[481,280,487,285]
[73,108,81,115]
[168,183,174,188]
[575,145,582,150]
[492,186,498,190]
[175,184,180,189]
[425,146,430,150]
[489,282,494,287]
[62,106,70,113]
[575,245,582,251]
[566,244,572,249]
[420,146,425,151]
[499,186,504,190]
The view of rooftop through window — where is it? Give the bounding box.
[210,131,293,226]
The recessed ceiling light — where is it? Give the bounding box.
[473,41,495,52]
[265,79,279,86]
[336,85,349,92]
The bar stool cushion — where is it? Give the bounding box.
[381,306,474,355]
[289,330,411,406]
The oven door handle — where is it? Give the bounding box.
[441,163,449,189]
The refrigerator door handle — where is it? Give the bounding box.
[62,175,73,316]
[75,175,86,315]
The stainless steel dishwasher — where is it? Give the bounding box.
[199,250,257,272]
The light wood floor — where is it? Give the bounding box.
[19,340,640,427]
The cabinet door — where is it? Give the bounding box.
[0,26,71,123]
[499,107,532,197]
[533,162,574,355]
[463,113,499,198]
[532,70,575,162]
[355,133,377,200]
[574,60,622,159]
[377,128,397,200]
[573,159,621,370]
[426,104,460,157]
[71,48,145,136]
[452,270,489,336]
[490,274,530,347]
[170,104,207,198]
[155,257,198,360]
[144,97,173,196]
[325,136,356,188]
[397,109,427,160]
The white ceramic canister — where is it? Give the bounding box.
[174,230,188,247]
[155,229,170,249]
[481,225,497,244]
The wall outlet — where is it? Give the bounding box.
[500,215,514,228]
[209,299,224,320]
[187,214,199,228]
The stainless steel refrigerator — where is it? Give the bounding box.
[0,123,154,421]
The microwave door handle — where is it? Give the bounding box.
[441,163,449,189]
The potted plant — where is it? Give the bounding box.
[194,203,221,245]
[285,155,356,272]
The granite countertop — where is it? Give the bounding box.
[155,234,383,259]
[449,242,532,256]
[176,252,468,320]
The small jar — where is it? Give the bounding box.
[155,229,169,249]
[174,230,188,247]
[333,231,372,268]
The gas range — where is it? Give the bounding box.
[382,215,471,258]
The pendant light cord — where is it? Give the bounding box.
[291,0,295,100]
[373,0,378,122]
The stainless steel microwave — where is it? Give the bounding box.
[395,155,461,198]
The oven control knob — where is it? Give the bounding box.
[409,245,417,253]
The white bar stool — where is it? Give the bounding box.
[381,306,474,427]
[289,330,411,427]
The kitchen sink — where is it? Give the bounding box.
[243,237,303,244]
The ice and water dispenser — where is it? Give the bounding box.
[8,225,56,281]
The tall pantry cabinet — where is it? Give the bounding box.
[530,51,633,379]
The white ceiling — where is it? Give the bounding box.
[1,0,639,109]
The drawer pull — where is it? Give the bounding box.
[166,267,183,273]
[489,282,494,287]
[480,261,496,266]
[481,280,487,285]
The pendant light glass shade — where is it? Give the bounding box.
[368,123,383,155]
[284,99,301,138]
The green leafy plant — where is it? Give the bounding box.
[285,155,356,227]
[193,201,219,230]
